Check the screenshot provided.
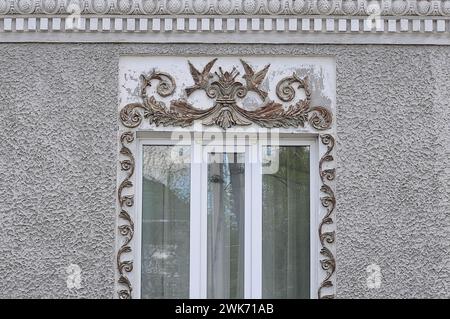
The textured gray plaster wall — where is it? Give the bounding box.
[0,44,448,298]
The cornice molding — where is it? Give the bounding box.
[1,0,450,17]
[1,1,449,44]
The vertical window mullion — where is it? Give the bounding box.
[309,139,319,299]
[199,143,208,298]
[189,141,203,298]
[244,146,252,298]
[251,143,263,298]
[136,141,143,299]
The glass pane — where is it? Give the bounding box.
[262,146,310,298]
[207,152,245,299]
[141,145,191,299]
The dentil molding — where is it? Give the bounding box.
[1,1,449,44]
[1,1,450,16]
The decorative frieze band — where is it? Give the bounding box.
[1,0,450,17]
[1,1,449,43]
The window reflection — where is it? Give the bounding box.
[207,153,245,299]
[262,146,310,298]
[141,145,191,299]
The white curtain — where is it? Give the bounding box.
[207,153,245,299]
[262,146,310,298]
[141,146,191,299]
[140,146,310,299]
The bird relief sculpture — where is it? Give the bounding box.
[120,58,332,130]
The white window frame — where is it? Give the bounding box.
[134,133,319,299]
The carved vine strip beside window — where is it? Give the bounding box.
[117,132,135,299]
[318,134,336,299]
[118,58,335,299]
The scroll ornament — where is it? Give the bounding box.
[120,59,332,130]
[117,131,135,299]
[318,134,336,299]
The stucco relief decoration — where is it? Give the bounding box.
[117,57,335,299]
[117,131,135,299]
[2,1,450,16]
[120,58,332,130]
[318,133,336,299]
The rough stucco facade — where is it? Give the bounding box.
[0,43,448,298]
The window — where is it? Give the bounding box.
[136,133,319,299]
[117,56,336,299]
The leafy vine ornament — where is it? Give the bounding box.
[117,131,135,299]
[140,71,176,98]
[120,58,333,130]
[318,134,336,299]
